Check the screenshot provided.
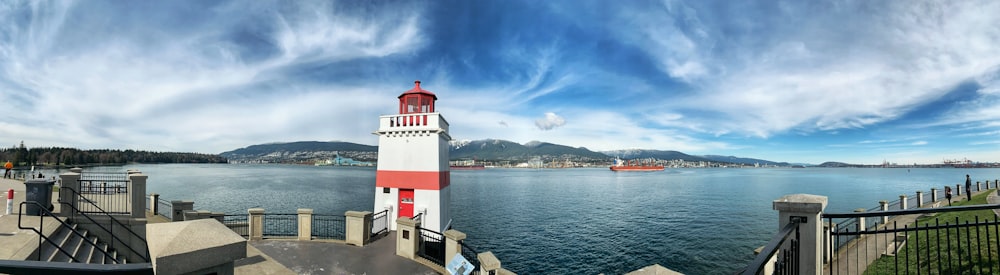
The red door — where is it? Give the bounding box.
[398,189,414,218]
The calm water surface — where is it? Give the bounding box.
[69,164,1000,274]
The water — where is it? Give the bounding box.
[91,164,1000,274]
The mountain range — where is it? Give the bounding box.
[221,140,789,166]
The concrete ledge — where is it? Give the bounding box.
[625,264,683,275]
[148,219,246,275]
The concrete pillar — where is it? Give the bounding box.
[58,170,82,217]
[149,193,159,215]
[773,194,827,275]
[916,191,924,207]
[853,208,866,232]
[977,181,982,192]
[396,217,418,259]
[182,210,198,221]
[298,208,313,241]
[879,200,889,224]
[129,173,147,218]
[930,188,938,203]
[444,229,467,268]
[899,195,908,210]
[210,212,225,223]
[345,211,372,247]
[479,251,502,275]
[249,208,265,241]
[171,201,194,222]
[957,184,962,196]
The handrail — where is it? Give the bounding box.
[823,203,1000,219]
[0,259,152,275]
[17,202,90,263]
[741,219,801,275]
[61,187,150,262]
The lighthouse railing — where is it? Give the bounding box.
[379,113,448,132]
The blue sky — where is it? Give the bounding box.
[2,0,1000,164]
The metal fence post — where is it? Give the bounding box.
[773,194,828,275]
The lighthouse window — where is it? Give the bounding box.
[383,187,390,193]
[421,98,431,112]
[407,97,418,113]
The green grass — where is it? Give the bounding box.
[865,191,1000,274]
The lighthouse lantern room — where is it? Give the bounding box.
[374,80,452,232]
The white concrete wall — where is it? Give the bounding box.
[376,135,449,171]
[414,186,450,232]
[374,112,452,232]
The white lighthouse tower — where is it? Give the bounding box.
[373,80,451,232]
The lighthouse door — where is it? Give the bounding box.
[398,189,414,218]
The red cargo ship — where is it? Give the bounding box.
[609,157,664,171]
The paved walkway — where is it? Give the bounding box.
[824,188,998,274]
[245,232,438,275]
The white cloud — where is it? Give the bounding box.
[0,1,426,152]
[534,112,566,131]
[621,1,1000,138]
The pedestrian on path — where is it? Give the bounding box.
[945,186,953,206]
[3,161,11,179]
[965,174,973,201]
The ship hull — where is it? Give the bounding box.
[609,166,664,171]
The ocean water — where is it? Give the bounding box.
[73,164,1000,274]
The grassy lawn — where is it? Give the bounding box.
[865,190,1000,274]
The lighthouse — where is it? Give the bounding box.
[373,80,451,232]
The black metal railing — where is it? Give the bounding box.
[370,209,389,241]
[0,259,152,275]
[60,187,151,263]
[312,214,346,240]
[412,213,424,224]
[262,213,298,238]
[417,227,446,267]
[222,214,249,237]
[156,198,173,220]
[460,241,482,271]
[823,203,1000,274]
[17,201,107,263]
[77,173,131,215]
[740,217,803,275]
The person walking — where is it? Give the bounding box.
[965,174,973,201]
[945,186,953,206]
[3,161,11,179]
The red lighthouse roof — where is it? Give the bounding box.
[398,80,437,100]
[398,80,437,114]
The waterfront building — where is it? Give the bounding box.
[373,81,452,232]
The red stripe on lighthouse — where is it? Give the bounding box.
[375,170,450,190]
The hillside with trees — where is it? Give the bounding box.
[0,142,227,167]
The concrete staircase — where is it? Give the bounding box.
[36,222,127,264]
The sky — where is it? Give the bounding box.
[2,0,1000,165]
